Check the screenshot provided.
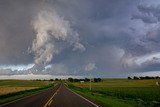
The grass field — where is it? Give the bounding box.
[68,79,160,107]
[0,80,54,104]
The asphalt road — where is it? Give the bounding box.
[0,83,100,107]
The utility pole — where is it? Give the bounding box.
[90,73,91,90]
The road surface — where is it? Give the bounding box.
[0,83,100,107]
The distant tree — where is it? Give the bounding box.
[84,78,90,82]
[50,79,54,81]
[97,78,102,82]
[68,78,74,82]
[155,76,160,79]
[128,77,132,80]
[94,78,97,82]
[74,78,79,82]
[133,76,139,80]
[94,78,102,82]
[55,78,59,81]
[138,76,160,80]
[139,77,144,79]
[147,76,150,79]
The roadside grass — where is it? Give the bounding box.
[67,79,160,107]
[0,80,55,104]
[69,84,134,107]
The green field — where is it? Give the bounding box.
[0,80,54,104]
[68,79,160,107]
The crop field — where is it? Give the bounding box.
[0,80,54,104]
[68,79,160,107]
[0,87,37,95]
[0,80,53,95]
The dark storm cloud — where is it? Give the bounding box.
[131,1,160,54]
[132,5,160,23]
[0,0,40,64]
[1,0,160,77]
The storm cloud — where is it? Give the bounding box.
[0,0,160,77]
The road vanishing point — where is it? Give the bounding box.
[0,83,100,107]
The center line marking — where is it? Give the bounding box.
[48,100,53,106]
[44,84,61,107]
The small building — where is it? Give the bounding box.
[80,81,84,83]
[156,82,159,86]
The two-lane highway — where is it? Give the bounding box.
[0,84,60,107]
[0,83,100,107]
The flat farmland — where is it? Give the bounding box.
[0,80,52,95]
[0,80,54,104]
[0,87,37,95]
[68,79,160,107]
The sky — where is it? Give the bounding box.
[0,0,160,78]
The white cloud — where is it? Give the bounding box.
[85,63,97,71]
[0,64,34,71]
[31,6,85,69]
[45,63,68,75]
[135,52,160,65]
[0,74,85,80]
[133,71,160,77]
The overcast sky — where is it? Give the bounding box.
[0,0,160,78]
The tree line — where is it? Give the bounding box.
[128,76,160,80]
[68,78,102,82]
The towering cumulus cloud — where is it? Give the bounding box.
[30,7,85,71]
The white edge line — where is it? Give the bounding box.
[0,84,58,107]
[65,85,99,107]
